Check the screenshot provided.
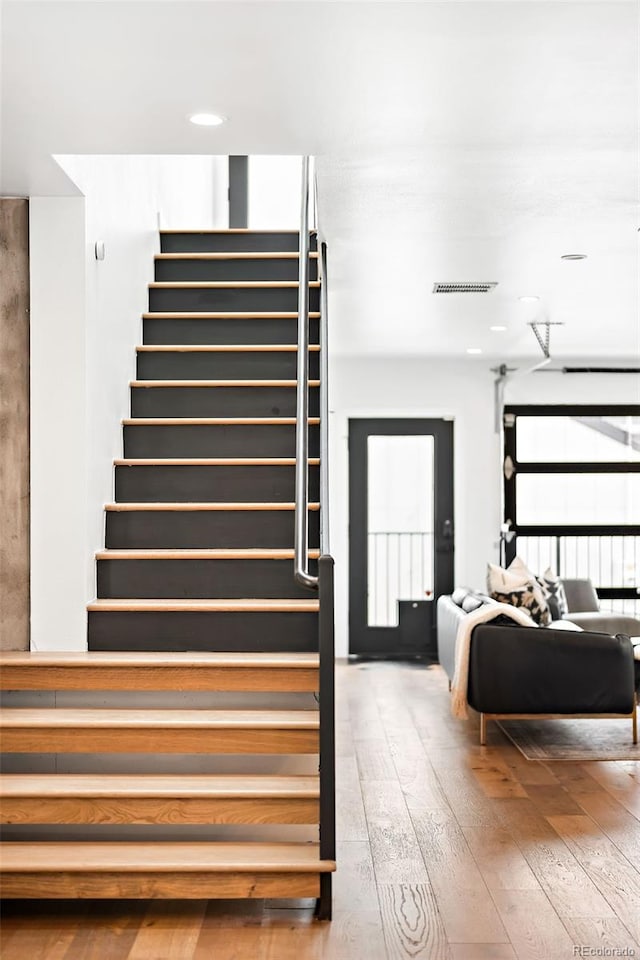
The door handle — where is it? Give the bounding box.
[442,519,453,539]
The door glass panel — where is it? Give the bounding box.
[367,435,434,627]
[516,416,640,462]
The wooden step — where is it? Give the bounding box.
[95,550,319,599]
[114,457,320,465]
[136,344,321,352]
[129,379,321,387]
[0,841,334,899]
[95,549,320,560]
[0,709,319,754]
[117,416,320,462]
[122,417,320,425]
[105,502,320,511]
[122,418,320,459]
[149,281,321,289]
[87,599,319,653]
[113,459,320,504]
[0,651,319,692]
[0,774,320,825]
[87,598,319,611]
[154,253,319,283]
[141,313,320,348]
[142,312,321,319]
[129,383,320,419]
[104,501,320,549]
[135,346,320,382]
[148,285,320,314]
[160,229,316,234]
[155,253,319,260]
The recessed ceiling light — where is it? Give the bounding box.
[518,295,540,303]
[466,347,483,355]
[561,253,587,261]
[189,113,226,127]
[490,325,507,332]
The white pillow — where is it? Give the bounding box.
[487,560,551,626]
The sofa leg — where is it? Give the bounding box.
[480,713,487,746]
[633,699,638,746]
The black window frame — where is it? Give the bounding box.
[503,404,640,605]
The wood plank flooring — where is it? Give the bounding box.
[2,660,639,959]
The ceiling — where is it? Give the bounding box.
[2,1,638,360]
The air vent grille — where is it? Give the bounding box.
[433,282,498,294]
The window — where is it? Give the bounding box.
[503,405,640,617]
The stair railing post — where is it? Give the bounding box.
[295,156,318,590]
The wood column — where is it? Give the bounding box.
[0,199,30,650]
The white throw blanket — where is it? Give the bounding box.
[451,602,537,719]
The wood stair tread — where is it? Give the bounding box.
[87,598,319,611]
[160,229,316,234]
[95,548,320,560]
[155,253,319,260]
[0,651,319,668]
[136,345,320,352]
[142,312,321,319]
[122,417,320,425]
[149,281,321,289]
[0,774,320,799]
[105,502,320,511]
[129,379,320,387]
[0,841,334,873]
[0,709,319,729]
[0,651,319,693]
[114,457,320,465]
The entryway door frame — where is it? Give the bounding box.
[348,417,454,659]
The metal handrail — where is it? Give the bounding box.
[318,238,330,556]
[294,156,318,588]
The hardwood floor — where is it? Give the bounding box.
[2,661,639,959]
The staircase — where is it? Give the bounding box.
[0,219,336,916]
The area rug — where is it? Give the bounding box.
[496,716,639,761]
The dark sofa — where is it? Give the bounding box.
[437,591,638,745]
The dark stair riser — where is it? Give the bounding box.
[105,510,320,550]
[115,464,320,503]
[88,610,318,652]
[97,558,319,600]
[143,316,319,347]
[148,287,320,314]
[137,351,320,381]
[155,258,318,283]
[123,424,320,459]
[160,233,318,254]
[130,386,320,419]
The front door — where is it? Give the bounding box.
[349,418,454,659]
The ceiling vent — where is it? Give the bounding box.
[432,282,498,294]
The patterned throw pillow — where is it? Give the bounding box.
[538,568,568,620]
[486,560,551,626]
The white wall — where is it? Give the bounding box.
[30,198,88,651]
[328,356,500,657]
[248,156,302,229]
[504,369,639,406]
[30,156,226,650]
[329,355,640,657]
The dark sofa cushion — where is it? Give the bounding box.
[467,623,635,715]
